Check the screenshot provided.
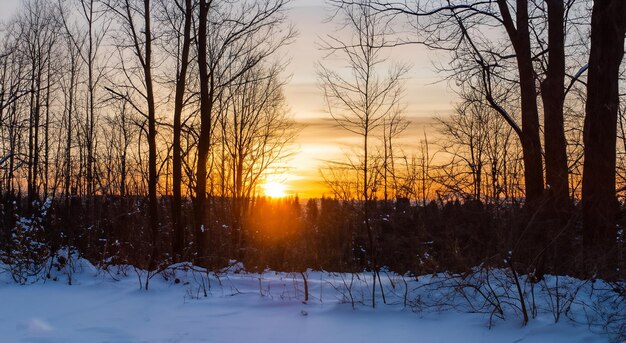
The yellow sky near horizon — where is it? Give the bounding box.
[281,0,456,198]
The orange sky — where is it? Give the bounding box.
[281,0,456,198]
[0,0,458,199]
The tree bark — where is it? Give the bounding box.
[541,0,569,210]
[195,0,212,265]
[172,0,192,262]
[86,0,95,197]
[582,0,626,279]
[133,0,159,277]
[497,0,544,207]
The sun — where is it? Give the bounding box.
[262,181,287,198]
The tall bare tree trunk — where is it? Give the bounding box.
[27,70,35,210]
[65,50,77,200]
[172,0,192,262]
[86,0,95,197]
[582,0,626,279]
[28,50,43,212]
[43,48,51,199]
[497,0,544,207]
[119,0,160,282]
[541,0,569,210]
[538,0,570,275]
[195,0,212,265]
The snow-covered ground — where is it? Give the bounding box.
[0,259,616,342]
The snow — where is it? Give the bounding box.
[0,259,615,342]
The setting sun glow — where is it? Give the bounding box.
[262,182,288,198]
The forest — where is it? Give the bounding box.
[0,0,624,341]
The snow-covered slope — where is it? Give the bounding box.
[0,259,615,342]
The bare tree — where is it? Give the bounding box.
[104,0,160,288]
[333,0,594,212]
[57,10,83,201]
[436,89,520,204]
[319,0,407,307]
[194,0,211,264]
[101,99,137,197]
[155,0,194,262]
[194,0,293,265]
[380,110,408,203]
[0,21,29,195]
[417,131,434,206]
[13,0,63,211]
[217,63,296,258]
[437,100,489,201]
[60,0,110,197]
[540,0,569,211]
[582,0,626,279]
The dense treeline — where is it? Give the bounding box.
[0,0,625,297]
[2,192,623,280]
